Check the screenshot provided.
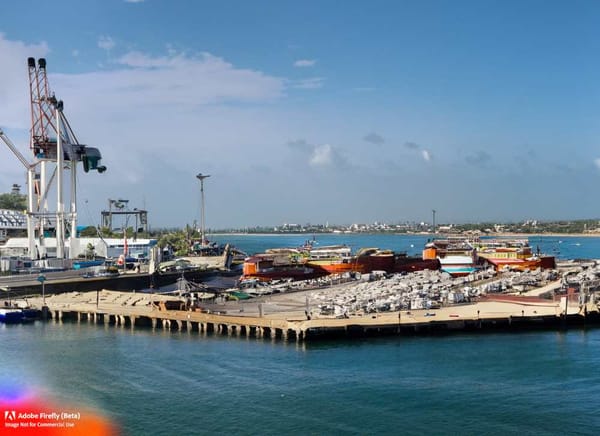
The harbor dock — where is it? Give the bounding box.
[18,286,600,341]
[0,267,220,296]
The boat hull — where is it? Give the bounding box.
[242,249,440,282]
[0,309,25,324]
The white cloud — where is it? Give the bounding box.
[291,77,324,89]
[310,144,334,166]
[125,0,145,3]
[287,139,348,169]
[422,149,432,162]
[594,158,600,169]
[294,59,316,68]
[53,50,284,108]
[97,35,115,51]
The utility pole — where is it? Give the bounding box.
[196,173,210,245]
[432,209,436,235]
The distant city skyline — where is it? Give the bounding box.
[1,1,600,228]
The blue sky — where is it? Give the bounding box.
[1,0,599,228]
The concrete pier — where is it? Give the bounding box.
[23,289,600,342]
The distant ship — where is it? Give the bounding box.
[241,244,439,282]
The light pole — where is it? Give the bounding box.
[134,208,138,241]
[196,173,210,246]
[37,274,47,319]
[432,209,436,235]
[37,274,46,305]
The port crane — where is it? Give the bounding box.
[0,57,106,260]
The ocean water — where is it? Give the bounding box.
[2,323,600,435]
[2,234,600,435]
[212,233,600,260]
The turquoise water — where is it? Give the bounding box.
[3,234,600,435]
[213,233,600,260]
[2,323,600,435]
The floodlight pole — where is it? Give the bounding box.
[196,173,210,246]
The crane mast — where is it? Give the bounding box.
[1,58,107,260]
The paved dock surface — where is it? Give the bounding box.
[16,285,597,341]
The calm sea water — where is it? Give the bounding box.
[2,235,600,435]
[211,233,600,260]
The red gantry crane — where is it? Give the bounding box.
[1,57,106,260]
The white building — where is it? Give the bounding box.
[0,237,157,259]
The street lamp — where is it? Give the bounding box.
[37,274,46,305]
[196,173,210,246]
[37,274,47,319]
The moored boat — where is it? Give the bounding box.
[0,308,25,324]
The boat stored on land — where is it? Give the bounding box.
[242,244,439,282]
[423,237,556,276]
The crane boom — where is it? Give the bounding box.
[0,128,32,169]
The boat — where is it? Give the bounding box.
[471,238,556,271]
[393,252,441,273]
[181,241,247,270]
[423,237,556,276]
[241,249,327,282]
[242,244,440,282]
[305,245,358,274]
[0,308,25,324]
[423,238,480,276]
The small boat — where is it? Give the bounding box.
[0,308,25,324]
[182,241,248,270]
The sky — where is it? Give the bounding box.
[1,0,600,229]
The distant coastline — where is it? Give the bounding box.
[210,232,600,238]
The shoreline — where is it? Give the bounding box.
[210,232,600,238]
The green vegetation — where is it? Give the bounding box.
[157,231,189,256]
[0,191,26,211]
